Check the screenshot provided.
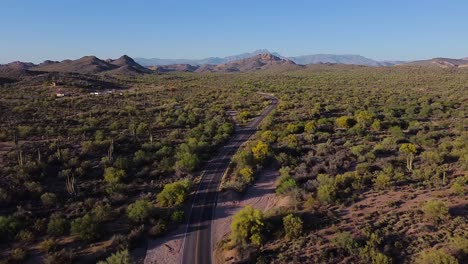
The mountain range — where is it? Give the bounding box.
[135,49,406,67]
[2,51,468,78]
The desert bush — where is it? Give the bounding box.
[70,213,100,241]
[231,206,264,246]
[126,199,152,223]
[0,215,18,241]
[316,174,336,204]
[9,248,27,262]
[16,230,33,242]
[171,210,185,223]
[47,213,68,237]
[239,167,254,184]
[97,250,134,264]
[157,179,191,207]
[373,172,391,190]
[331,231,357,253]
[415,248,458,264]
[283,214,303,239]
[39,239,57,253]
[41,192,57,206]
[422,200,449,222]
[149,221,167,237]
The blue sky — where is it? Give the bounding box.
[1,0,467,63]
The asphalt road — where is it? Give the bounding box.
[180,95,277,264]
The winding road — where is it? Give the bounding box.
[180,94,277,264]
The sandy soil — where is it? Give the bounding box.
[143,224,186,264]
[142,166,282,264]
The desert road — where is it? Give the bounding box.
[180,94,278,264]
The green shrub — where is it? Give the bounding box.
[104,167,125,185]
[335,116,355,129]
[16,230,33,242]
[171,210,185,223]
[230,206,264,246]
[316,174,336,204]
[282,214,303,239]
[157,179,191,207]
[97,250,134,264]
[39,239,57,253]
[373,173,391,190]
[239,167,254,184]
[0,215,18,241]
[70,214,100,241]
[422,200,449,222]
[9,248,27,262]
[415,249,458,264]
[41,193,57,206]
[126,199,152,223]
[47,213,68,237]
[331,231,357,253]
[149,221,167,237]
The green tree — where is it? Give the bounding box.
[126,199,152,223]
[400,143,417,171]
[230,206,264,246]
[157,179,191,207]
[283,214,303,239]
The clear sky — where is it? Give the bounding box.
[1,0,467,63]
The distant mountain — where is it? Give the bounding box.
[0,61,39,80]
[107,55,151,74]
[150,64,199,73]
[148,53,301,73]
[136,50,401,67]
[206,53,301,72]
[289,54,380,66]
[135,49,279,66]
[33,55,149,75]
[403,58,468,68]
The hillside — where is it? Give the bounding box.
[404,57,468,68]
[33,55,149,75]
[150,64,199,73]
[199,53,302,72]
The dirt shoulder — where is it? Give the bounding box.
[212,166,288,263]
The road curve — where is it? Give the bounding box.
[180,94,278,264]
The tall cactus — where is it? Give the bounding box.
[14,130,23,167]
[66,174,77,198]
[108,137,114,162]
